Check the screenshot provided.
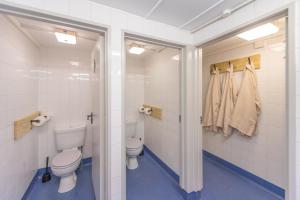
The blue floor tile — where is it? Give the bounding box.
[201,157,283,200]
[127,153,283,200]
[126,153,184,200]
[25,164,95,200]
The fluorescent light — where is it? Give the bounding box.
[55,29,76,44]
[129,47,145,55]
[70,61,80,66]
[237,23,279,41]
[172,55,180,61]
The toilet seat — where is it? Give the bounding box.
[52,149,82,169]
[126,137,142,150]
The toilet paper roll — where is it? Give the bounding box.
[139,107,145,113]
[144,108,152,115]
[31,115,50,127]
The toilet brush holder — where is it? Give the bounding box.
[42,157,51,183]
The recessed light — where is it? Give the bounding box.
[129,46,145,55]
[55,29,76,44]
[237,23,279,41]
[172,55,180,61]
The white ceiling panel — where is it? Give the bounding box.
[184,0,247,30]
[90,0,158,17]
[90,0,256,31]
[148,0,221,27]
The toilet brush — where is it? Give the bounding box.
[42,157,51,183]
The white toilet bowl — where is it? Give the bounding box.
[126,137,143,170]
[51,149,82,193]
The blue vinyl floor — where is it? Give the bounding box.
[24,163,95,200]
[127,152,283,200]
[25,153,283,200]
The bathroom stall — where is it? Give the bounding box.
[124,38,183,199]
[0,12,106,200]
[200,16,287,199]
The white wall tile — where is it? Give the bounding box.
[143,48,181,174]
[69,0,91,21]
[43,0,69,15]
[0,15,39,200]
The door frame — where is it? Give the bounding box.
[0,2,110,200]
[196,3,296,200]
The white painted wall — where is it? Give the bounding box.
[125,53,145,142]
[37,47,93,168]
[203,35,286,188]
[0,15,39,200]
[144,48,181,174]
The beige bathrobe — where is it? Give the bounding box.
[216,65,238,136]
[203,69,221,132]
[229,64,261,136]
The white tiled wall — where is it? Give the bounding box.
[203,36,287,188]
[125,53,145,142]
[0,15,39,200]
[144,48,181,174]
[37,47,93,168]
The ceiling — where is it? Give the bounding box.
[90,0,248,31]
[8,15,99,51]
[203,18,286,56]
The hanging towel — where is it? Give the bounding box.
[203,68,221,132]
[229,64,261,136]
[216,64,238,136]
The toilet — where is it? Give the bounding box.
[51,123,86,193]
[126,117,143,169]
[126,137,143,169]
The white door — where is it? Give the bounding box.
[91,36,106,200]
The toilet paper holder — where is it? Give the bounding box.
[143,104,162,120]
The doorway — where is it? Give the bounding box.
[124,35,184,200]
[199,15,288,200]
[0,6,108,200]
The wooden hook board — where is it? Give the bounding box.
[14,111,40,140]
[143,104,162,120]
[210,54,261,74]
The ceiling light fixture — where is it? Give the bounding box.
[55,28,77,44]
[129,46,145,55]
[237,23,279,41]
[172,55,180,61]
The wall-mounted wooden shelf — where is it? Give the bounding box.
[143,104,162,120]
[14,111,40,140]
[210,54,261,74]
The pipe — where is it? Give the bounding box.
[191,0,256,33]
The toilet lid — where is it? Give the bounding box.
[127,137,142,149]
[52,149,82,168]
